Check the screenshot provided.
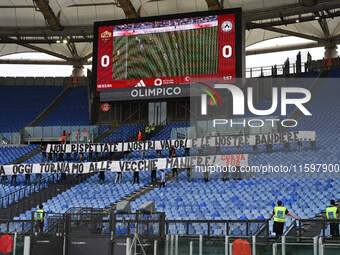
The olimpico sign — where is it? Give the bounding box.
[130,86,183,98]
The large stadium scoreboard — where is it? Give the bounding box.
[93,9,242,91]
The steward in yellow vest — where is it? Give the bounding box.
[269,200,299,236]
[326,200,339,237]
[34,205,45,233]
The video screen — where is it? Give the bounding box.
[94,9,241,90]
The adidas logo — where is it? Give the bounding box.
[134,80,146,87]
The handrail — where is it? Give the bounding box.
[0,219,32,233]
[246,62,307,78]
[2,216,340,237]
[283,219,296,237]
[255,219,270,237]
[0,174,61,209]
[164,219,267,224]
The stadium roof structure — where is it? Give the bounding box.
[0,0,340,68]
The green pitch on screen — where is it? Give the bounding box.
[112,27,218,80]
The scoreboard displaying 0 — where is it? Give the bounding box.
[93,9,242,90]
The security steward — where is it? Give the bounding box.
[326,200,339,237]
[150,123,155,135]
[34,205,45,233]
[145,125,150,139]
[269,200,299,236]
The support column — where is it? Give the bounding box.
[241,12,246,79]
[72,65,84,77]
[324,45,338,59]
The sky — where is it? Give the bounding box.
[0,36,335,77]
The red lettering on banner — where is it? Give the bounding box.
[221,154,246,167]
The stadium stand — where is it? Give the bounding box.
[130,175,340,235]
[14,172,149,221]
[0,85,64,132]
[12,123,180,220]
[0,145,37,164]
[102,124,144,143]
[40,86,90,126]
[123,68,340,235]
[3,1,340,253]
[0,69,340,236]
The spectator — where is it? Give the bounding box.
[74,174,81,184]
[222,168,228,182]
[34,204,45,233]
[170,146,176,157]
[41,144,46,162]
[252,144,257,152]
[185,147,190,157]
[123,151,129,159]
[76,129,81,144]
[297,139,302,152]
[170,146,178,182]
[11,174,17,186]
[159,169,165,188]
[151,169,156,184]
[99,171,105,184]
[66,151,71,162]
[61,173,66,182]
[138,130,143,141]
[310,138,316,151]
[284,142,290,151]
[61,131,66,144]
[133,170,140,184]
[59,152,64,161]
[79,152,84,162]
[73,152,78,161]
[83,128,88,143]
[35,173,42,184]
[115,170,122,184]
[68,129,72,144]
[266,142,273,153]
[25,174,30,185]
[1,175,7,184]
[204,168,209,183]
[187,168,191,182]
[231,166,242,180]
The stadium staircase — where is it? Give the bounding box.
[284,200,340,238]
[104,123,186,212]
[39,123,178,214]
[27,85,73,127]
[105,168,185,213]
